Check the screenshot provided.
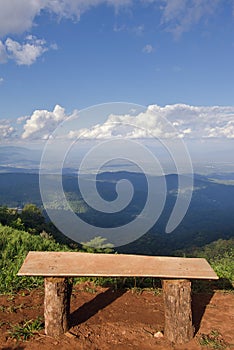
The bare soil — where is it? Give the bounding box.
[0,282,233,350]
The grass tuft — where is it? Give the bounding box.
[198,329,228,349]
[8,317,44,341]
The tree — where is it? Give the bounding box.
[21,204,45,234]
[81,236,114,253]
[0,206,18,226]
[11,217,25,231]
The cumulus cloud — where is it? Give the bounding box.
[0,120,15,139]
[66,104,234,140]
[21,105,69,140]
[142,44,154,53]
[1,36,48,66]
[148,104,234,139]
[10,103,234,141]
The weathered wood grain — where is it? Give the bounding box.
[18,251,218,279]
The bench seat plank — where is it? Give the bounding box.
[18,251,218,279]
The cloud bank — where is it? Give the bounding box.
[67,104,234,140]
[8,103,233,141]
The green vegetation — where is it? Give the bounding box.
[0,204,48,235]
[8,317,44,341]
[0,203,233,294]
[199,330,228,349]
[1,172,234,251]
[0,205,115,294]
[81,236,114,253]
[0,224,70,293]
[181,238,234,286]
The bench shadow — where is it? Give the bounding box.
[192,278,233,334]
[192,291,214,334]
[70,287,126,327]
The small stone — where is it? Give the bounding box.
[154,331,164,338]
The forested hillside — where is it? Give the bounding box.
[0,172,234,253]
[0,170,234,294]
[0,206,233,294]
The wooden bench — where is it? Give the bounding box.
[18,251,218,344]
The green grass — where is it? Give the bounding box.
[0,304,24,313]
[210,252,234,284]
[0,223,234,294]
[0,224,70,294]
[198,330,228,349]
[8,317,44,341]
[181,238,234,291]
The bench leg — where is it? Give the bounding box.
[44,277,72,337]
[162,279,194,344]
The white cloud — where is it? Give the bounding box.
[142,44,154,53]
[205,120,234,139]
[0,77,4,84]
[4,36,48,66]
[113,24,126,32]
[21,105,69,140]
[0,0,43,37]
[0,40,7,63]
[0,0,132,37]
[148,104,234,138]
[50,43,58,50]
[0,0,230,42]
[6,103,234,142]
[45,0,132,18]
[66,104,234,140]
[114,23,144,36]
[17,115,28,124]
[0,120,15,139]
[156,0,221,38]
[133,25,144,35]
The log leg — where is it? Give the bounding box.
[162,279,194,344]
[44,277,72,337]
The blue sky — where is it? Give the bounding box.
[0,0,234,173]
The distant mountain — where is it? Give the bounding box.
[0,146,41,169]
[0,173,40,207]
[0,170,233,253]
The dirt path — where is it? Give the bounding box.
[0,283,233,349]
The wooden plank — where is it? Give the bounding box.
[18,251,218,279]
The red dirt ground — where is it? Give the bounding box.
[0,282,233,350]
